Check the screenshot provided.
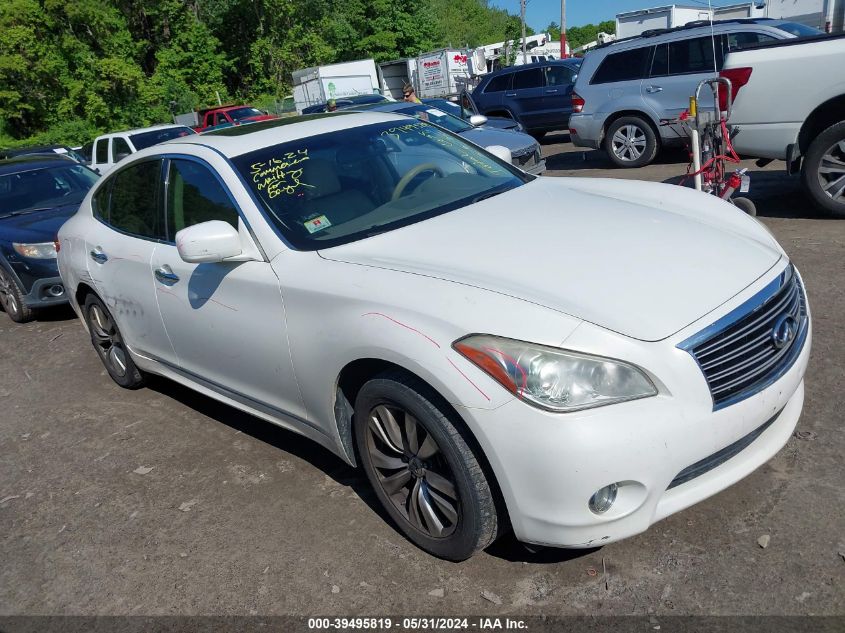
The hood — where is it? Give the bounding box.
[0,203,78,243]
[481,117,520,131]
[319,178,782,341]
[460,127,536,154]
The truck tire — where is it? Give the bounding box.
[802,120,845,218]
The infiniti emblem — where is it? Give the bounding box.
[771,314,798,350]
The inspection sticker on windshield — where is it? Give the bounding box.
[303,215,331,234]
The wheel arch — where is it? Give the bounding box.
[602,110,662,145]
[798,94,845,154]
[334,357,511,534]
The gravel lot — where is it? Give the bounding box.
[1,134,843,617]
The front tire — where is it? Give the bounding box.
[802,120,845,217]
[604,116,659,168]
[354,372,498,561]
[0,268,33,323]
[83,294,146,389]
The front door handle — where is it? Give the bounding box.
[89,248,108,264]
[154,265,180,285]
[505,92,517,97]
[645,85,664,93]
[545,89,558,94]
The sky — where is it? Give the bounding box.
[490,0,749,30]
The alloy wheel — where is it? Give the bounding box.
[611,125,647,162]
[817,139,845,203]
[89,304,128,377]
[365,403,460,538]
[0,272,19,316]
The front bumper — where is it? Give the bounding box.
[23,276,68,308]
[457,271,811,548]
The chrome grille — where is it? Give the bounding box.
[679,265,808,410]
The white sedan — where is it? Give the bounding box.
[58,112,811,560]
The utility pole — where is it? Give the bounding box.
[560,0,568,58]
[520,0,527,64]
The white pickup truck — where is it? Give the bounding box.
[722,33,845,217]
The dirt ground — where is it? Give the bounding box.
[1,134,843,618]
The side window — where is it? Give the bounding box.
[92,180,111,222]
[109,160,164,239]
[95,139,109,164]
[591,46,652,83]
[650,44,669,77]
[545,65,575,86]
[166,159,239,237]
[484,73,512,93]
[513,68,544,89]
[214,112,225,125]
[726,31,777,50]
[112,137,132,162]
[668,36,722,74]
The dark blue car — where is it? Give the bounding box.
[0,155,99,322]
[471,59,582,139]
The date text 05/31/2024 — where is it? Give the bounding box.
[307,618,528,630]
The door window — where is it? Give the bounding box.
[668,36,723,74]
[591,47,652,84]
[166,159,239,237]
[108,160,165,240]
[650,44,669,77]
[545,65,576,86]
[726,31,777,50]
[95,139,109,164]
[112,137,132,162]
[513,68,544,90]
[484,73,512,93]
[92,181,111,222]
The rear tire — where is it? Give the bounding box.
[801,120,845,217]
[604,116,659,168]
[731,196,757,216]
[0,268,34,323]
[354,371,498,561]
[83,294,146,389]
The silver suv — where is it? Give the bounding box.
[568,19,819,167]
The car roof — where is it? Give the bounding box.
[483,58,582,78]
[0,154,77,175]
[163,111,411,159]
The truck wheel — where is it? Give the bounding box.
[604,116,659,168]
[802,120,845,217]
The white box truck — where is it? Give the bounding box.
[291,59,380,113]
[378,58,418,100]
[416,48,473,98]
[615,5,713,38]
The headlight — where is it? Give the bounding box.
[13,242,58,259]
[453,334,657,412]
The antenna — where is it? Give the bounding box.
[708,0,718,73]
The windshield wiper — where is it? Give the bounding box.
[472,186,512,204]
[1,207,52,218]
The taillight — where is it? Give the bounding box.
[718,67,753,111]
[571,91,585,113]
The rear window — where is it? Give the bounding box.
[591,46,651,84]
[513,68,544,89]
[773,22,823,37]
[668,36,722,74]
[484,74,512,93]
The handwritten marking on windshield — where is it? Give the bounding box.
[250,150,314,198]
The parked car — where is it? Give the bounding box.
[193,105,278,133]
[722,33,845,216]
[0,155,98,322]
[58,112,810,560]
[471,59,582,139]
[0,145,88,164]
[89,124,196,175]
[422,97,524,132]
[568,18,822,168]
[302,94,389,114]
[353,101,544,174]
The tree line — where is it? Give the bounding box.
[0,0,611,148]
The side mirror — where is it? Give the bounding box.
[485,145,512,164]
[176,220,242,264]
[469,114,488,127]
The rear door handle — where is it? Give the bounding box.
[645,85,664,93]
[545,89,558,93]
[89,248,107,264]
[505,93,517,97]
[154,265,180,285]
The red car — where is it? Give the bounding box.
[193,105,277,132]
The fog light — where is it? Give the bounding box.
[589,483,618,514]
[47,284,64,297]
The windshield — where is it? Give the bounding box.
[0,164,99,216]
[227,107,265,121]
[130,127,195,150]
[231,120,528,250]
[774,22,823,37]
[387,104,473,133]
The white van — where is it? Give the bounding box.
[89,124,195,174]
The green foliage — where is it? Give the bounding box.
[1,0,526,147]
[562,20,617,51]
